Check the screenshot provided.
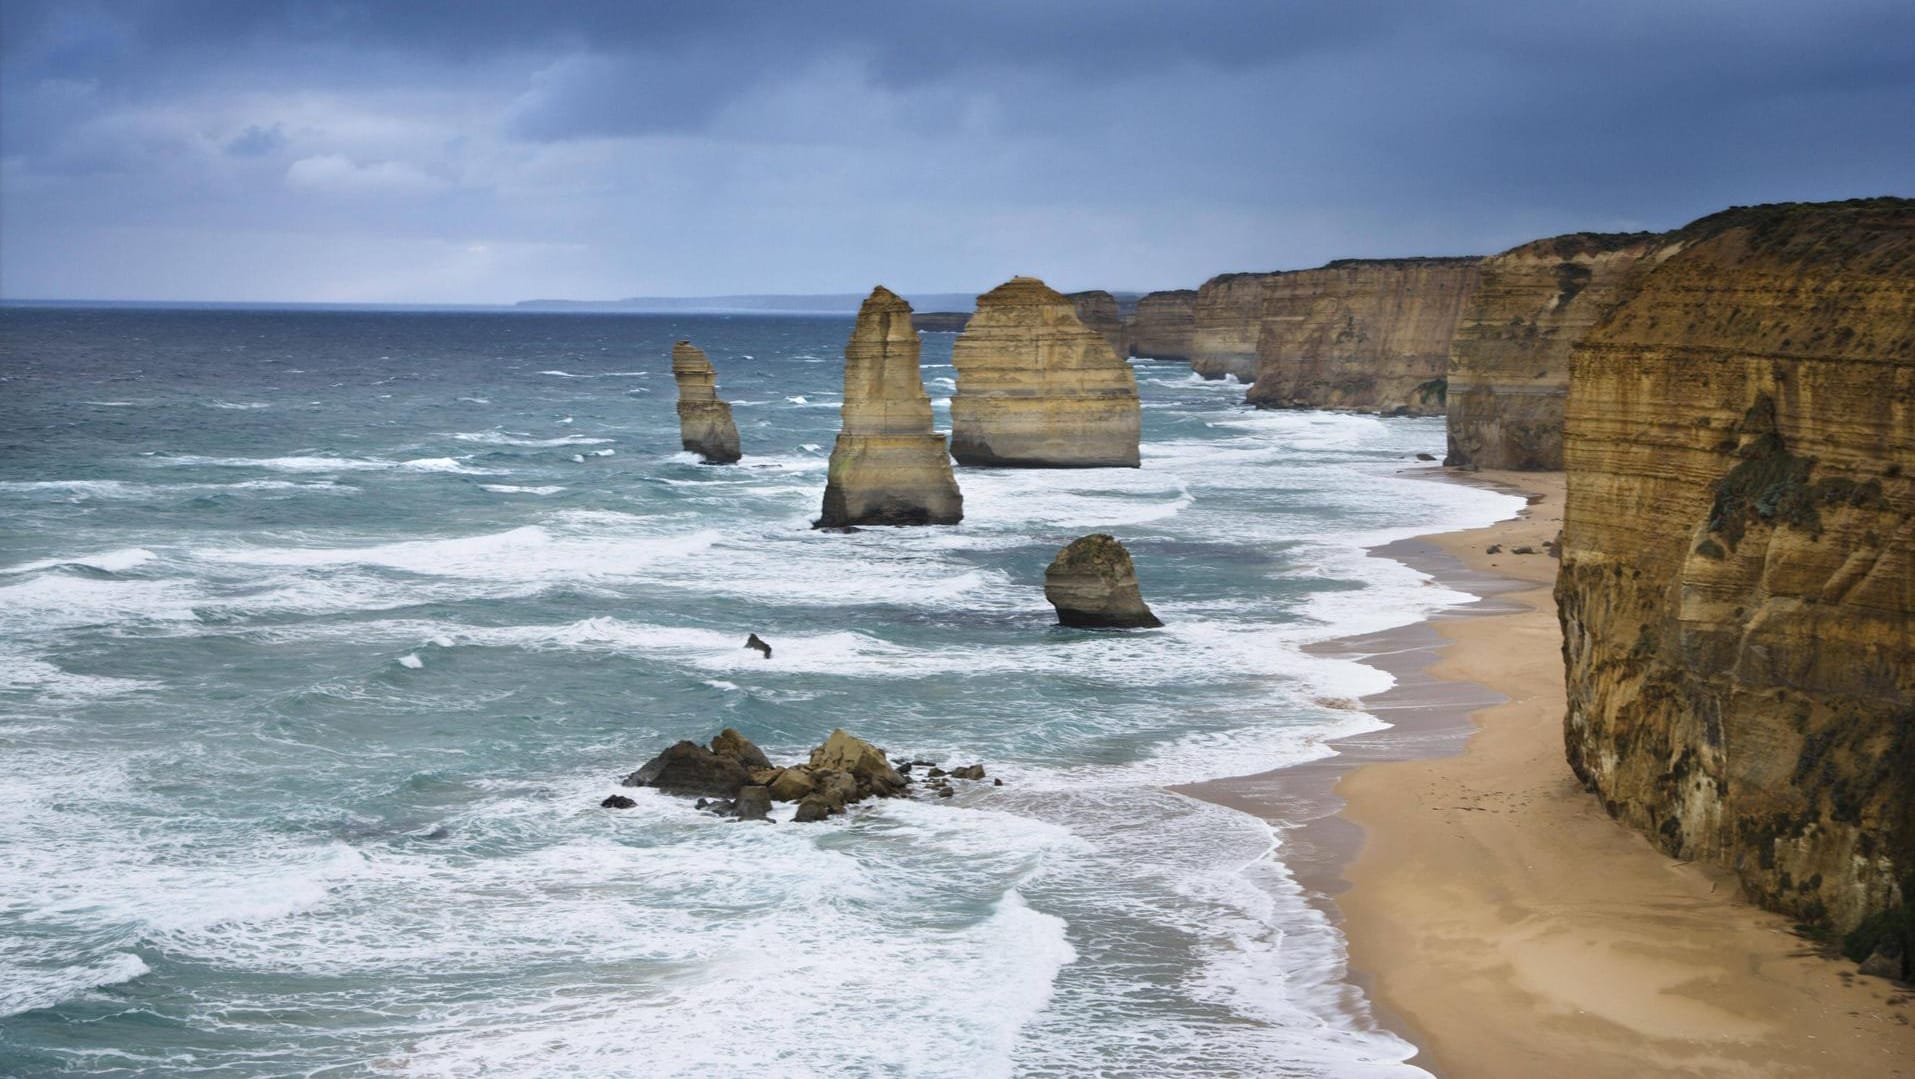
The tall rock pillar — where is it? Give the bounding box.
[817,287,964,527]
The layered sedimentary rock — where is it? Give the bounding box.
[818,287,964,527]
[1445,233,1676,470]
[1187,273,1268,380]
[671,341,742,463]
[1239,257,1484,413]
[1066,290,1127,358]
[1557,198,1915,939]
[1044,533,1162,628]
[1123,289,1197,362]
[949,277,1141,468]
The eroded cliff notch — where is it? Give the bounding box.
[817,286,964,527]
[1556,197,1915,940]
[671,340,742,464]
[950,276,1142,468]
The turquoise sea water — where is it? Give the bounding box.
[0,307,1518,1076]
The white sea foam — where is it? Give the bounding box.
[152,454,500,475]
[2,547,157,576]
[478,485,566,495]
[0,951,150,1018]
[398,653,424,670]
[451,432,613,447]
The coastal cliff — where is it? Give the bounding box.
[950,277,1142,468]
[670,341,742,464]
[1240,257,1483,414]
[1123,289,1197,363]
[1445,233,1675,470]
[1557,198,1915,940]
[1066,290,1127,359]
[1188,273,1268,380]
[818,287,964,526]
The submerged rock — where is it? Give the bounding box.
[618,727,925,823]
[622,740,749,797]
[744,633,772,659]
[672,340,742,464]
[950,276,1141,468]
[600,794,636,809]
[817,286,964,527]
[1044,534,1163,628]
[733,785,772,822]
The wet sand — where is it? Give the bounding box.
[1185,467,1915,1077]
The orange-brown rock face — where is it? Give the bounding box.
[1557,198,1915,937]
[818,287,963,527]
[1123,289,1196,363]
[1240,257,1484,414]
[671,341,741,464]
[1188,273,1268,381]
[1445,233,1676,470]
[950,277,1141,468]
[1066,290,1127,359]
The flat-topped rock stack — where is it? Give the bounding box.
[817,287,964,527]
[671,340,742,464]
[950,277,1142,468]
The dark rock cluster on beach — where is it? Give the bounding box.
[604,727,994,821]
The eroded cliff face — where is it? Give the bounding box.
[818,287,963,527]
[950,276,1141,468]
[671,341,742,464]
[1066,290,1127,359]
[1188,273,1268,380]
[1445,233,1675,470]
[1241,257,1483,414]
[1557,198,1915,935]
[1123,289,1196,363]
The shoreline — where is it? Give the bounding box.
[1184,467,1915,1077]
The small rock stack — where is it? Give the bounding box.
[1044,533,1163,628]
[671,340,742,464]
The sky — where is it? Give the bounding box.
[2,0,1911,304]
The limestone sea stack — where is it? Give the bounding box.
[950,277,1142,468]
[817,287,964,527]
[671,340,742,464]
[1044,534,1162,628]
[1556,198,1915,946]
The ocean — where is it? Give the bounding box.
[0,306,1519,1077]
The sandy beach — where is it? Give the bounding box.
[1190,467,1915,1077]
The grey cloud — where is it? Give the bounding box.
[225,123,287,157]
[1,0,1910,302]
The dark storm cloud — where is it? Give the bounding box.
[1,0,1911,301]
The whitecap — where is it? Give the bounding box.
[0,952,150,1018]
